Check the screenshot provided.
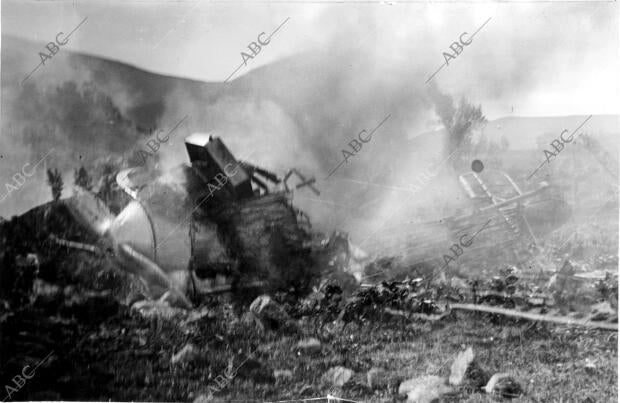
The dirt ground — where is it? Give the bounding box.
[1,204,617,403]
[0,296,617,402]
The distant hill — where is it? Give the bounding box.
[1,34,618,237]
[1,35,443,224]
[1,34,219,129]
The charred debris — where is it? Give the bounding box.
[0,133,617,327]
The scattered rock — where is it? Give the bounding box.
[295,337,321,355]
[171,343,199,365]
[366,367,390,389]
[274,369,293,381]
[398,376,452,403]
[250,295,291,332]
[193,393,213,403]
[131,299,183,320]
[448,346,488,389]
[449,347,474,386]
[484,373,522,398]
[324,366,354,387]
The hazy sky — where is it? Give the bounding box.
[2,0,619,119]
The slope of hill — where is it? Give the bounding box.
[1,35,443,226]
[2,34,618,238]
[2,34,218,128]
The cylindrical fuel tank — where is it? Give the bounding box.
[109,179,193,295]
[113,166,242,298]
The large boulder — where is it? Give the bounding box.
[449,347,489,390]
[294,337,322,355]
[324,366,354,387]
[249,295,292,332]
[484,373,523,399]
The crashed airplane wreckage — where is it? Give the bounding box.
[360,169,564,283]
[49,134,319,308]
[40,134,568,311]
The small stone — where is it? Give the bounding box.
[250,295,291,332]
[274,369,293,381]
[367,367,390,389]
[295,337,321,354]
[449,347,474,386]
[398,375,452,403]
[171,343,199,365]
[448,346,489,390]
[484,373,522,398]
[131,299,182,320]
[324,366,354,387]
[193,393,213,403]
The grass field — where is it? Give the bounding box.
[5,299,614,403]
